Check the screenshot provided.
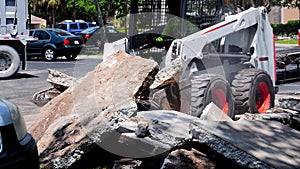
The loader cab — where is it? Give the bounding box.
[185,0,226,30]
[127,0,227,59]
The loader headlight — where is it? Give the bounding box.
[1,99,27,141]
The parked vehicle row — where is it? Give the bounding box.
[27,28,84,61]
[54,21,97,35]
[26,24,127,61]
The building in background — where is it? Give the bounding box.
[30,15,47,29]
[269,6,299,24]
[1,0,46,30]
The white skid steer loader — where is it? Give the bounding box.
[104,0,276,118]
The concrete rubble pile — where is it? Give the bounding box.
[30,51,300,169]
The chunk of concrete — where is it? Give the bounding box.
[31,87,61,107]
[47,68,75,92]
[161,149,216,169]
[191,120,300,169]
[150,58,182,89]
[29,51,159,168]
[200,102,233,121]
[279,97,300,112]
[113,158,142,169]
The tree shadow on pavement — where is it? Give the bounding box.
[1,73,39,80]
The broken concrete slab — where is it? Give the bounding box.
[31,87,61,107]
[137,110,197,139]
[47,68,75,92]
[200,102,233,121]
[118,132,172,158]
[191,120,300,169]
[29,51,159,168]
[119,109,300,168]
[115,109,300,168]
[31,69,75,106]
[113,158,142,169]
[278,97,300,112]
[160,148,216,169]
[150,58,182,89]
[111,110,198,158]
[107,110,206,159]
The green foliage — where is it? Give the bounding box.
[272,21,300,36]
[287,20,300,24]
[276,39,298,44]
[272,0,300,9]
[30,0,130,27]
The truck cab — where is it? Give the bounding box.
[0,0,33,78]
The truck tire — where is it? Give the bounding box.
[231,68,275,114]
[44,47,56,61]
[0,45,20,78]
[190,74,235,118]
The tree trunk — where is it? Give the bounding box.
[105,0,115,24]
[94,0,104,27]
[94,0,107,49]
[52,8,56,28]
[28,3,32,28]
[72,1,76,21]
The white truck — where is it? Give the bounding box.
[104,0,276,117]
[0,0,32,78]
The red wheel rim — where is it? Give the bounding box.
[256,81,270,114]
[212,89,229,114]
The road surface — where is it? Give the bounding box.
[0,56,101,128]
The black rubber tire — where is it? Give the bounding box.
[231,68,275,114]
[165,83,181,111]
[0,45,20,78]
[43,47,56,61]
[65,55,77,60]
[190,74,235,118]
[26,138,40,169]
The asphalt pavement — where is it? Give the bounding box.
[276,43,300,54]
[0,55,101,128]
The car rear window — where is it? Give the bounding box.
[49,29,74,36]
[79,23,88,29]
[107,27,118,33]
[70,23,78,29]
[55,24,67,31]
[81,27,99,33]
[34,30,50,40]
[88,23,96,27]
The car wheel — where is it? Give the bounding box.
[43,48,56,61]
[65,55,77,61]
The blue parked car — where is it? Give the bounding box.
[54,21,97,35]
[0,99,39,169]
[27,28,85,61]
